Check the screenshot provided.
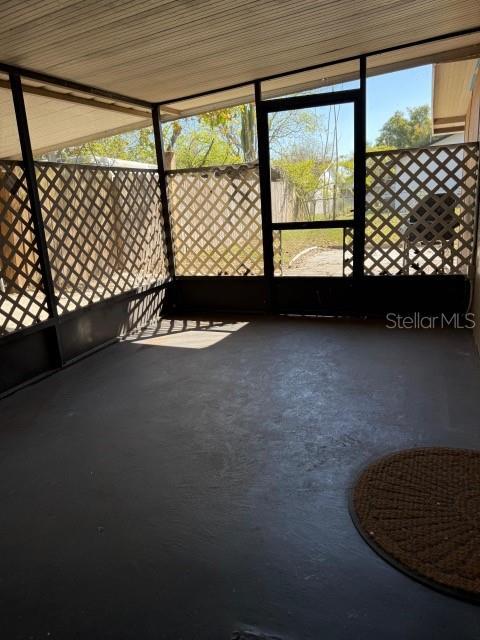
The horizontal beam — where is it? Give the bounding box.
[34,159,156,172]
[434,116,466,124]
[0,61,151,108]
[165,162,258,175]
[433,125,466,133]
[263,89,359,113]
[0,78,150,119]
[272,220,353,230]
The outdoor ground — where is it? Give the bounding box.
[1,316,480,639]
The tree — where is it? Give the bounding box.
[172,129,241,167]
[375,105,432,149]
[276,150,324,220]
[199,104,257,162]
[38,102,317,169]
[270,103,355,221]
[162,103,316,167]
[39,127,157,165]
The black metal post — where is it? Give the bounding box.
[9,72,64,366]
[254,81,274,310]
[152,105,176,280]
[352,56,367,278]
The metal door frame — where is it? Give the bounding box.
[254,57,366,311]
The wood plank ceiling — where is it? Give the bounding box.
[0,0,479,104]
[432,59,478,133]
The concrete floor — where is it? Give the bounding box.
[1,316,480,639]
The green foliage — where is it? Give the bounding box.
[40,127,157,165]
[173,129,241,168]
[165,103,316,167]
[40,101,317,170]
[198,104,256,162]
[268,110,316,155]
[274,146,354,221]
[375,105,432,149]
[133,127,156,163]
[275,155,323,201]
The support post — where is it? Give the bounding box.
[353,56,367,278]
[9,72,63,365]
[152,105,176,280]
[254,80,274,310]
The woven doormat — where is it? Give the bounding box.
[350,448,480,602]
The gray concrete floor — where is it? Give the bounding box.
[1,316,480,639]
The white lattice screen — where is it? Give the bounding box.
[167,164,263,276]
[364,144,478,276]
[36,163,168,314]
[0,161,49,335]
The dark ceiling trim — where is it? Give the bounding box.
[156,25,480,108]
[0,78,150,118]
[0,63,151,108]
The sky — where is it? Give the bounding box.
[367,65,432,145]
[333,64,433,155]
[162,63,434,163]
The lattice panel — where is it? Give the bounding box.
[36,163,168,314]
[343,227,354,276]
[0,161,49,335]
[167,164,263,275]
[364,143,478,276]
[273,230,282,276]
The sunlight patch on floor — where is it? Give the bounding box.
[132,323,248,349]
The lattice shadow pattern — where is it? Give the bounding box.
[167,164,263,276]
[36,163,168,314]
[0,161,49,335]
[365,144,478,275]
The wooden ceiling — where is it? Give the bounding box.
[0,0,479,104]
[432,59,478,133]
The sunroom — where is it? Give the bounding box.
[0,2,480,638]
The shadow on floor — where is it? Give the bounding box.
[1,315,480,639]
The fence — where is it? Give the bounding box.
[362,143,478,275]
[0,162,168,335]
[0,161,49,335]
[0,143,478,336]
[271,179,354,223]
[167,164,263,276]
[36,163,168,314]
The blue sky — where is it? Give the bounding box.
[168,64,433,162]
[367,65,432,145]
[335,64,432,155]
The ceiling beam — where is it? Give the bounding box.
[434,116,466,125]
[0,79,150,119]
[434,125,466,133]
[0,62,151,108]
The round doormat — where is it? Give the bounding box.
[350,447,480,602]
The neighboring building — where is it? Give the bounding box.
[433,57,480,347]
[432,58,480,141]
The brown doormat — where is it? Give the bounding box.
[350,447,480,603]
